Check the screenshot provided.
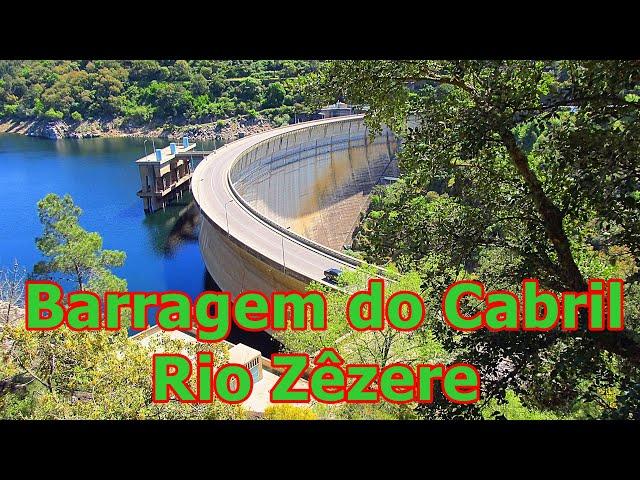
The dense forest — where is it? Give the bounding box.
[0,60,317,127]
[301,60,640,419]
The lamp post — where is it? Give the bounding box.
[143,139,149,158]
[281,226,291,273]
[224,199,234,235]
[197,178,204,213]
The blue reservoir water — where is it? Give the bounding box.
[0,133,281,355]
[0,133,208,294]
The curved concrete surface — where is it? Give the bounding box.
[231,119,398,250]
[192,115,397,295]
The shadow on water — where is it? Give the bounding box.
[136,196,284,357]
[165,202,200,254]
[203,268,283,357]
[142,192,200,257]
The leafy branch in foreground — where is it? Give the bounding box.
[310,60,640,419]
[1,193,245,419]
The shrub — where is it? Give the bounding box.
[263,81,286,108]
[272,113,290,127]
[71,111,83,122]
[123,104,154,124]
[43,108,64,120]
[263,404,317,420]
[2,104,18,117]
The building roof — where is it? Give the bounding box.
[130,326,308,414]
[320,101,352,112]
[135,142,196,165]
[229,343,261,365]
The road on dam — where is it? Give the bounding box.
[192,115,393,292]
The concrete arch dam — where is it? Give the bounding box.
[192,115,399,296]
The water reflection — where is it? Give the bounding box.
[141,192,201,257]
[53,136,166,157]
[137,138,221,257]
[139,181,282,356]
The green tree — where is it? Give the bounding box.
[310,60,640,419]
[190,73,209,96]
[263,81,286,108]
[276,267,445,367]
[43,108,64,120]
[0,194,245,420]
[129,60,167,84]
[171,60,192,81]
[274,267,446,420]
[33,193,126,291]
[1,320,244,419]
[0,60,319,125]
[143,81,190,119]
[237,77,263,102]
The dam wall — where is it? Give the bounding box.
[193,115,398,297]
[229,118,398,251]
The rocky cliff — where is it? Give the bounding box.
[0,117,274,142]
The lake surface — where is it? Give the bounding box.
[0,133,280,354]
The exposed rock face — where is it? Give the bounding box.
[27,120,69,139]
[23,120,101,139]
[175,118,273,143]
[1,116,275,141]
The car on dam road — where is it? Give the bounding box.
[323,267,342,284]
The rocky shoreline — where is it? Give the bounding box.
[0,116,275,143]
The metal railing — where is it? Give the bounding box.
[224,115,399,280]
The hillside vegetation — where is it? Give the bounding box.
[0,60,317,129]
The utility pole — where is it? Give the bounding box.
[224,199,234,235]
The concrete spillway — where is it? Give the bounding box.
[192,115,398,296]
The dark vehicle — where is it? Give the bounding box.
[323,267,342,284]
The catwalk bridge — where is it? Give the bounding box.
[192,115,399,295]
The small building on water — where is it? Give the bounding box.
[136,137,196,213]
[318,101,354,118]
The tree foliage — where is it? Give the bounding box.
[0,194,245,419]
[33,193,126,292]
[275,267,450,420]
[0,60,316,126]
[0,323,244,419]
[309,60,640,419]
[263,404,317,420]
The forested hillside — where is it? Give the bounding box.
[0,60,317,128]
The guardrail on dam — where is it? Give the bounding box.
[192,115,398,296]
